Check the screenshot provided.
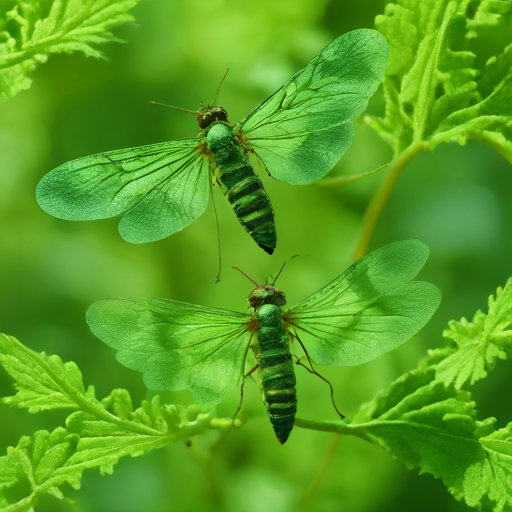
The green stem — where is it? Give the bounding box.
[299,434,341,512]
[316,162,389,188]
[294,417,353,435]
[354,143,423,261]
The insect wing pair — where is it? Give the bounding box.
[87,240,441,442]
[36,29,389,252]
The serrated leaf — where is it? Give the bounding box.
[475,425,512,511]
[0,334,86,412]
[0,0,142,98]
[349,357,512,511]
[0,333,233,509]
[436,278,512,387]
[0,411,216,509]
[367,0,512,159]
[101,388,134,420]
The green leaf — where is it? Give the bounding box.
[0,334,235,509]
[0,334,87,412]
[367,0,512,159]
[298,348,512,512]
[351,362,512,511]
[0,401,217,510]
[0,0,142,98]
[436,278,512,388]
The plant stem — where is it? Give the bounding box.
[299,434,341,512]
[294,417,353,435]
[316,163,389,188]
[187,440,223,511]
[354,143,423,261]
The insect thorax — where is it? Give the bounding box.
[206,122,234,153]
[256,303,282,327]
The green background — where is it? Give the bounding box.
[1,1,511,511]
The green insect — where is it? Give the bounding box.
[36,30,389,254]
[86,240,441,444]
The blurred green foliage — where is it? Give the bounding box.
[0,0,511,511]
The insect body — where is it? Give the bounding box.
[87,240,441,444]
[250,286,297,443]
[207,121,276,253]
[36,30,389,252]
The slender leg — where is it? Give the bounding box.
[232,335,258,422]
[292,330,345,420]
[209,176,222,283]
[233,362,259,422]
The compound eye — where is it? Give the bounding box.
[249,296,261,308]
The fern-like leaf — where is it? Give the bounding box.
[0,0,141,98]
[366,0,512,159]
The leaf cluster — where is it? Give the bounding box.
[366,0,512,160]
[298,278,512,511]
[0,334,236,511]
[0,0,141,98]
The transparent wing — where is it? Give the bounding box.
[240,29,389,185]
[286,240,441,366]
[87,298,252,406]
[36,139,210,243]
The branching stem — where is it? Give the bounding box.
[354,143,423,261]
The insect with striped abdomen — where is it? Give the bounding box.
[86,240,441,444]
[36,30,389,255]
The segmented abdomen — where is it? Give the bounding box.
[255,305,297,444]
[206,122,276,254]
[217,164,276,254]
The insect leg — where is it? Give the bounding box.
[233,362,260,423]
[209,173,222,283]
[232,334,258,423]
[292,329,345,420]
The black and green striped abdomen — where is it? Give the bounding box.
[206,123,276,254]
[254,304,297,444]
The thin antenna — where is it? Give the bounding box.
[232,266,259,287]
[272,255,301,285]
[149,101,200,116]
[209,68,229,108]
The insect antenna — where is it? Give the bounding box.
[232,266,259,287]
[148,101,200,116]
[292,329,345,420]
[208,68,230,107]
[271,254,301,285]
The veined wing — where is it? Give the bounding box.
[87,298,252,406]
[36,139,210,243]
[239,30,389,185]
[285,240,441,366]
